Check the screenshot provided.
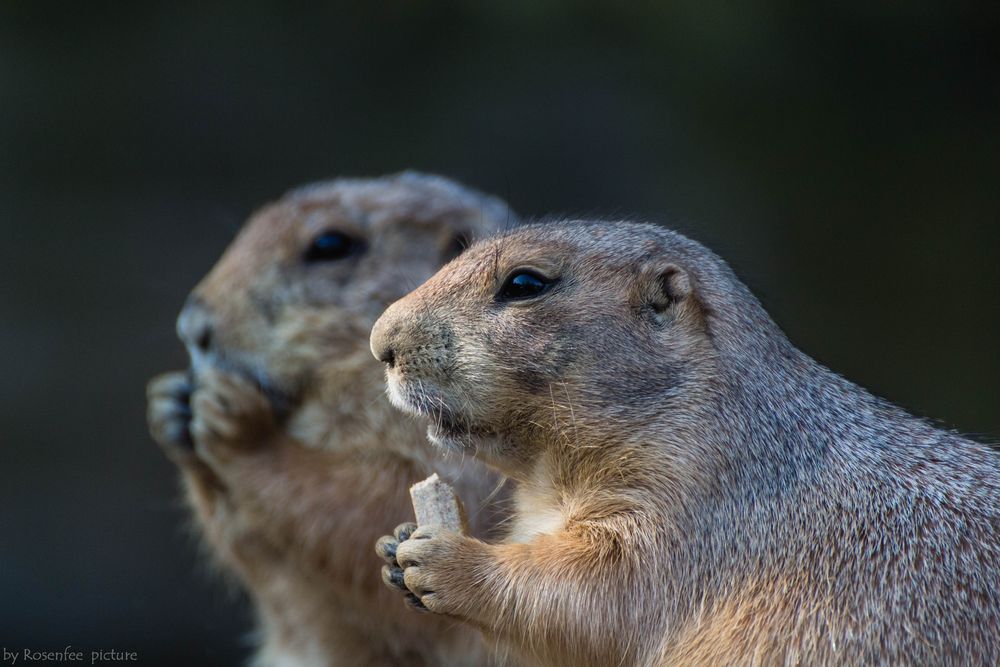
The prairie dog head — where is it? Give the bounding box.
[179,172,515,423]
[370,221,720,479]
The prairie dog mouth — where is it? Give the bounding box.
[190,350,299,418]
[384,373,507,461]
[385,375,483,443]
[384,374,422,416]
[385,376,461,424]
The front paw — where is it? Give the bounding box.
[189,367,276,465]
[377,523,481,617]
[376,522,427,611]
[147,371,197,466]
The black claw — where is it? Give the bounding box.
[180,422,194,447]
[381,565,408,591]
[404,593,428,612]
[375,536,398,563]
[166,421,194,449]
[394,522,418,542]
[176,375,194,403]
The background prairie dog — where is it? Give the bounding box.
[147,172,516,667]
[371,221,1000,666]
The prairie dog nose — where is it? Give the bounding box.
[372,295,451,370]
[370,304,401,368]
[177,297,215,352]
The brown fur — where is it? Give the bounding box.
[147,173,518,667]
[371,220,1000,666]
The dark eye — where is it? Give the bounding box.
[304,230,364,262]
[498,270,556,302]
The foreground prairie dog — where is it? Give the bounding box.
[146,172,516,667]
[371,221,1000,666]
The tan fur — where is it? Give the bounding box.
[147,173,518,666]
[664,575,832,666]
[371,221,1000,666]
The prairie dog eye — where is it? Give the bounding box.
[304,230,364,262]
[497,270,556,302]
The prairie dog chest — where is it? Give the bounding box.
[506,464,566,543]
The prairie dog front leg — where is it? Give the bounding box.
[385,523,653,666]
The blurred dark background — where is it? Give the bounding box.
[2,2,998,664]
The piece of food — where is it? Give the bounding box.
[409,473,467,533]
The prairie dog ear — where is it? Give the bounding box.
[642,262,703,325]
[645,262,692,309]
[652,264,692,310]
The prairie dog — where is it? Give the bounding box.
[147,172,516,666]
[371,221,1000,666]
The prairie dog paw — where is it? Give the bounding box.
[189,367,276,463]
[147,371,196,465]
[376,522,426,611]
[390,524,482,617]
